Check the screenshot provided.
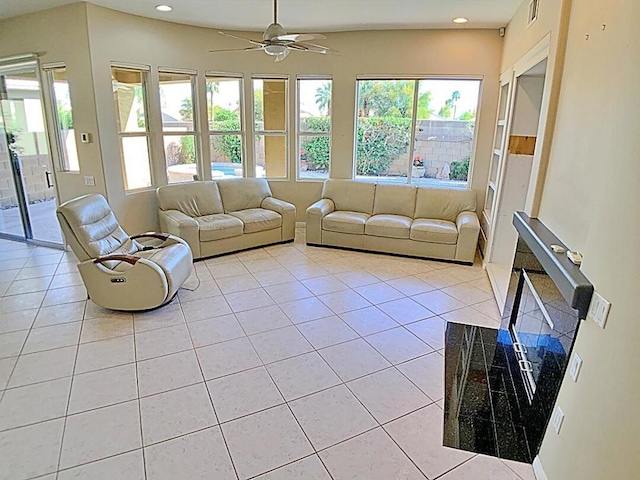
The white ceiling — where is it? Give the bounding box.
[0,0,521,31]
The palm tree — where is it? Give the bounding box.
[451,90,460,119]
[315,82,332,116]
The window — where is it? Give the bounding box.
[158,70,199,184]
[297,78,332,180]
[46,66,79,172]
[355,78,481,188]
[253,77,288,179]
[112,66,152,190]
[206,75,244,178]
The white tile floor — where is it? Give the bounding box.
[0,230,536,480]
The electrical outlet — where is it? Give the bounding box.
[84,176,95,186]
[569,353,583,382]
[587,292,611,329]
[551,406,564,434]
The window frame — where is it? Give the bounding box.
[205,72,246,178]
[157,67,201,184]
[296,76,333,182]
[111,63,154,192]
[251,75,289,180]
[43,63,79,173]
[353,75,483,189]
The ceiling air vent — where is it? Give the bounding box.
[527,0,539,27]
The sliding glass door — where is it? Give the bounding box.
[0,61,63,246]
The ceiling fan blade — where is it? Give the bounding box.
[274,49,291,62]
[218,31,264,46]
[294,42,339,55]
[209,46,265,53]
[275,33,326,42]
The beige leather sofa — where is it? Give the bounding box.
[57,194,193,311]
[157,178,296,259]
[306,180,479,264]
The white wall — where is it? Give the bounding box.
[535,1,640,476]
[503,0,640,478]
[0,3,502,231]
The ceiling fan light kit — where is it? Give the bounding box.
[209,0,337,62]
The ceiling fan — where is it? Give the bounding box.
[209,0,337,62]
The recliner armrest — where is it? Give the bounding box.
[306,198,335,217]
[131,231,190,250]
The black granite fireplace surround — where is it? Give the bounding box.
[443,212,594,463]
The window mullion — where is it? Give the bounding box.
[407,80,420,184]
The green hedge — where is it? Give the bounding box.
[299,116,412,175]
[449,155,470,181]
[356,117,411,176]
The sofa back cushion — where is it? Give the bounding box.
[217,178,272,213]
[322,179,375,214]
[157,181,223,217]
[373,184,417,218]
[414,187,477,222]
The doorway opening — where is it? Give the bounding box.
[0,61,63,247]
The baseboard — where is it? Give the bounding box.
[295,222,306,228]
[533,456,549,480]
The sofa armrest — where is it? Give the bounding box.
[262,197,296,241]
[455,211,480,263]
[159,210,201,259]
[306,199,335,244]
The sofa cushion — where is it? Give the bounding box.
[229,208,282,234]
[410,219,458,244]
[373,184,417,218]
[365,214,412,239]
[196,214,244,242]
[414,187,476,223]
[157,181,224,217]
[217,178,272,213]
[321,179,376,214]
[323,211,370,235]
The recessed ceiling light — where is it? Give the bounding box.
[453,17,468,24]
[156,5,173,12]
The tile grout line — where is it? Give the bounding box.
[53,298,87,480]
[179,286,242,480]
[131,306,148,480]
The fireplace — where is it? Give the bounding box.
[443,212,593,462]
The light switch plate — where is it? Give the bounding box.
[569,353,583,382]
[551,406,564,434]
[587,292,611,329]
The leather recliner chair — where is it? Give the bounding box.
[56,194,193,311]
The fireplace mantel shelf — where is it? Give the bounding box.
[513,212,594,319]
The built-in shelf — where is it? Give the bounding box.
[484,72,513,267]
